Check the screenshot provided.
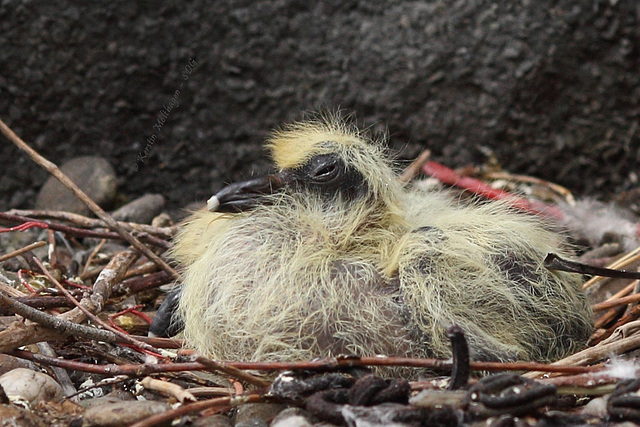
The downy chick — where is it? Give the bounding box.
[153,115,593,369]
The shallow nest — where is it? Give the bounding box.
[1,127,640,426]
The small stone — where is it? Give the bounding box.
[581,395,608,418]
[233,403,286,426]
[235,420,267,427]
[35,156,116,215]
[192,414,233,427]
[82,400,170,427]
[77,389,136,409]
[0,403,47,427]
[0,368,64,405]
[111,193,165,223]
[270,407,314,427]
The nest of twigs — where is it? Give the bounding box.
[2,119,640,426]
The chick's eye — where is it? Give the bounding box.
[311,163,339,182]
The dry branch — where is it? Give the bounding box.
[0,119,178,278]
[7,209,176,239]
[0,241,47,263]
[0,249,137,352]
[0,212,170,248]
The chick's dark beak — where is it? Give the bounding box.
[208,172,289,212]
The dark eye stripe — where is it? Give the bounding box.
[290,153,368,200]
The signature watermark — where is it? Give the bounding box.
[131,57,198,173]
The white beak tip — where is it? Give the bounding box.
[207,195,220,212]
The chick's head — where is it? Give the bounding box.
[208,115,403,220]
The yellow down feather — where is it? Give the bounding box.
[172,115,593,376]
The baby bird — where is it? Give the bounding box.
[152,115,593,369]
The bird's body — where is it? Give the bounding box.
[163,116,593,370]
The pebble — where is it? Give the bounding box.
[35,156,116,215]
[270,407,314,427]
[0,403,47,427]
[0,368,64,405]
[77,389,136,409]
[82,400,170,426]
[192,414,233,427]
[233,402,286,426]
[581,395,608,418]
[235,420,267,427]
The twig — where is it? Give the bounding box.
[139,376,196,403]
[66,375,133,400]
[0,119,178,279]
[422,160,564,219]
[10,349,600,377]
[129,394,263,427]
[0,290,119,351]
[483,171,576,205]
[0,250,138,352]
[583,245,640,290]
[0,212,169,248]
[80,239,106,279]
[0,280,28,298]
[176,353,601,375]
[14,295,75,309]
[34,257,126,333]
[540,372,625,396]
[59,249,138,323]
[133,335,183,349]
[47,229,56,268]
[35,253,168,356]
[399,150,430,183]
[545,253,640,280]
[124,261,162,278]
[7,209,176,239]
[117,271,173,295]
[0,241,47,263]
[525,333,640,377]
[180,386,233,398]
[195,355,270,388]
[593,294,640,312]
[10,349,204,375]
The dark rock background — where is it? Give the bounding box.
[1,1,639,214]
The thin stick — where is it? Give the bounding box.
[0,291,119,347]
[138,376,196,403]
[195,355,270,388]
[524,332,640,378]
[593,293,640,312]
[399,150,430,183]
[422,160,564,219]
[14,295,74,309]
[129,394,263,427]
[0,241,47,263]
[80,239,106,279]
[0,250,137,352]
[0,212,169,248]
[0,119,178,279]
[10,349,600,377]
[117,270,173,294]
[583,245,640,290]
[545,253,640,280]
[483,171,575,205]
[7,209,176,240]
[34,255,165,356]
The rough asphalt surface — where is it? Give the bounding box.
[1,1,638,213]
